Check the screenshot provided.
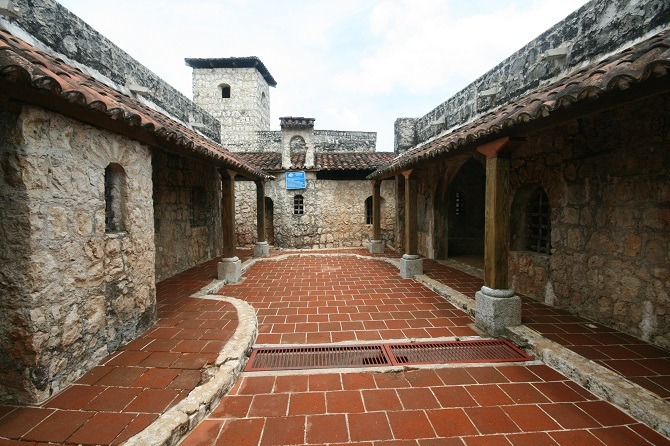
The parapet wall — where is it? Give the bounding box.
[5,0,221,142]
[255,130,377,153]
[402,0,670,151]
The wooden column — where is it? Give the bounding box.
[255,180,266,243]
[220,169,237,259]
[477,137,524,289]
[372,180,381,240]
[396,174,405,250]
[402,170,418,256]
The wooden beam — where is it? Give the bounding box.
[483,155,511,289]
[402,170,418,256]
[220,169,237,259]
[255,180,266,243]
[372,180,381,240]
[477,136,525,159]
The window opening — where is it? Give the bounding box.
[220,83,231,99]
[365,196,373,224]
[454,191,463,216]
[105,163,126,233]
[293,195,304,215]
[525,189,551,254]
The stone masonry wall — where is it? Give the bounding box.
[5,0,220,142]
[0,104,156,404]
[313,130,377,153]
[401,0,670,148]
[507,93,670,348]
[152,151,222,281]
[191,67,271,151]
[235,177,396,249]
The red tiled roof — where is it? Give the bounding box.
[0,29,271,180]
[239,152,395,171]
[370,29,670,179]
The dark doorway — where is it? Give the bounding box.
[265,197,275,245]
[448,158,485,257]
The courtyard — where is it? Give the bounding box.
[0,250,667,445]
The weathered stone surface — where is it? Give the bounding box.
[8,0,220,142]
[475,291,522,338]
[0,105,156,404]
[235,176,396,249]
[152,150,222,281]
[400,255,423,278]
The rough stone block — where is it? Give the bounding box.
[253,242,270,258]
[369,240,384,254]
[218,257,242,283]
[475,290,522,337]
[400,255,422,278]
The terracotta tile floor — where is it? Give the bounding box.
[0,261,237,446]
[220,256,478,345]
[181,365,670,446]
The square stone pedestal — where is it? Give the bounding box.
[369,240,384,254]
[254,241,270,258]
[218,257,242,283]
[400,254,423,278]
[475,288,522,337]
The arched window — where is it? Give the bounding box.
[293,195,304,215]
[525,188,551,254]
[290,135,306,154]
[219,83,231,99]
[104,163,127,233]
[365,196,373,224]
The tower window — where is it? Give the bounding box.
[365,196,373,224]
[525,189,551,254]
[104,163,127,233]
[293,195,304,215]
[220,83,231,99]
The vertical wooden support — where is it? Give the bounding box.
[255,180,266,243]
[396,174,406,250]
[372,180,382,240]
[220,169,237,259]
[403,170,418,256]
[483,155,511,289]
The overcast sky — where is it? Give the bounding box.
[59,0,589,152]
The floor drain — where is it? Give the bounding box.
[245,339,531,371]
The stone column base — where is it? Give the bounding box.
[369,240,384,254]
[253,241,270,258]
[400,254,423,278]
[218,257,242,283]
[475,287,522,337]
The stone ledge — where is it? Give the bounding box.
[124,295,257,446]
[507,325,670,438]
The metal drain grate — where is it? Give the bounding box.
[245,339,531,371]
[387,339,530,365]
[245,344,391,371]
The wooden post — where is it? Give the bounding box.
[396,174,405,251]
[255,180,266,243]
[220,169,237,259]
[372,180,381,240]
[483,155,511,289]
[403,170,418,256]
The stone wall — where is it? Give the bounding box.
[313,130,377,153]
[191,67,271,151]
[152,151,222,281]
[0,104,156,404]
[235,177,396,249]
[398,0,670,149]
[508,93,670,348]
[5,0,220,142]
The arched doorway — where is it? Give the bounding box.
[448,158,485,262]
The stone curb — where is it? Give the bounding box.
[242,252,401,272]
[124,295,257,446]
[507,325,670,438]
[414,274,476,318]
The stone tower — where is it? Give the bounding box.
[185,57,276,152]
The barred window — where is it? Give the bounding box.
[454,191,463,216]
[293,195,304,215]
[104,163,126,233]
[365,196,373,224]
[525,189,551,254]
[220,83,231,98]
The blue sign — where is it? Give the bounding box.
[286,171,306,190]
